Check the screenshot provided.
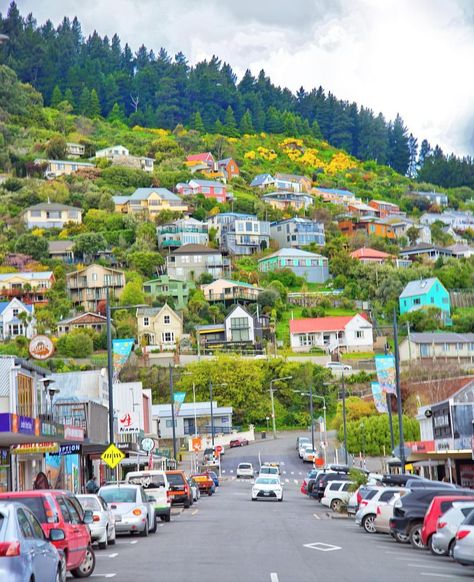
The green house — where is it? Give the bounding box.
[399,277,451,318]
[143,275,194,310]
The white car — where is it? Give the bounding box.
[325,362,352,371]
[321,480,353,512]
[98,484,157,536]
[302,449,317,463]
[259,465,279,477]
[77,494,116,550]
[236,463,254,479]
[355,487,405,533]
[299,443,313,458]
[252,477,283,502]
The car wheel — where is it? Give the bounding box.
[57,555,67,582]
[393,531,410,543]
[140,521,149,537]
[184,499,191,509]
[71,545,95,578]
[208,490,213,496]
[278,497,283,502]
[362,514,377,534]
[108,529,116,545]
[162,514,171,522]
[429,536,447,556]
[448,539,456,557]
[251,497,257,501]
[98,537,107,551]
[409,524,425,549]
[330,499,342,512]
[150,516,157,534]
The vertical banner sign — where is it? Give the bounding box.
[112,339,134,381]
[375,355,397,395]
[173,392,186,416]
[371,382,388,413]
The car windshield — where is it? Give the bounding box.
[256,478,279,485]
[128,474,165,489]
[77,496,101,511]
[239,464,252,469]
[100,488,137,503]
[261,467,277,473]
[166,473,185,486]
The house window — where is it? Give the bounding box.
[30,210,42,217]
[166,419,177,428]
[420,344,430,357]
[442,343,450,352]
[92,273,98,282]
[164,315,171,324]
[12,309,19,317]
[356,331,364,339]
[230,317,250,342]
[162,332,175,343]
[143,317,149,327]
[413,298,421,305]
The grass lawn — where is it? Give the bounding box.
[341,352,375,360]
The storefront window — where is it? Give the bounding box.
[0,449,10,492]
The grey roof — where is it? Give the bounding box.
[26,202,81,212]
[170,244,221,256]
[263,191,312,200]
[191,179,225,188]
[250,174,274,187]
[130,188,182,202]
[112,196,129,204]
[409,332,474,344]
[399,278,442,298]
[448,243,474,253]
[136,307,161,317]
[275,172,310,182]
[218,158,233,165]
[48,240,74,253]
[259,248,326,262]
[400,244,451,254]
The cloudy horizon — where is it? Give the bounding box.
[12,0,474,157]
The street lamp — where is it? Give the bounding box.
[312,394,327,465]
[265,416,270,432]
[269,376,292,439]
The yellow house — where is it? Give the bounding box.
[112,188,188,216]
[137,304,183,350]
[66,264,125,311]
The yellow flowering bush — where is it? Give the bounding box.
[256,146,277,161]
[326,152,357,175]
[244,150,256,160]
[31,228,45,237]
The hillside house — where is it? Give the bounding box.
[166,244,230,282]
[201,279,262,304]
[56,312,107,336]
[208,213,270,255]
[137,304,183,350]
[0,299,35,340]
[262,191,314,211]
[185,152,215,167]
[217,158,240,180]
[48,240,75,263]
[274,173,312,193]
[313,188,356,205]
[94,145,154,172]
[399,244,453,262]
[66,143,85,157]
[350,247,410,268]
[0,271,54,307]
[176,179,229,203]
[410,191,449,207]
[113,188,188,216]
[250,174,275,189]
[157,218,208,250]
[258,248,329,283]
[35,159,94,178]
[399,332,474,363]
[66,264,125,311]
[143,276,193,311]
[369,200,401,218]
[24,202,82,229]
[399,277,451,318]
[270,218,325,248]
[338,218,396,239]
[290,313,373,353]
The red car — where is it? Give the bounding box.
[421,494,474,552]
[0,490,96,578]
[229,438,249,448]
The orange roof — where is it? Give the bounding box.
[290,315,355,334]
[186,152,213,163]
[351,247,394,260]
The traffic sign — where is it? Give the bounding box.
[140,437,155,453]
[101,443,126,469]
[215,445,223,456]
[191,437,202,452]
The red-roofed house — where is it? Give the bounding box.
[368,200,401,218]
[186,152,215,166]
[289,313,373,353]
[351,247,411,268]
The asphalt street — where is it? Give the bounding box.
[76,434,474,582]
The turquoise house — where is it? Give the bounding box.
[399,277,450,317]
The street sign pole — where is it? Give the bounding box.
[106,287,115,448]
[342,372,348,466]
[393,309,406,473]
[169,364,177,462]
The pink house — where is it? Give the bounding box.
[186,152,215,166]
[176,179,229,203]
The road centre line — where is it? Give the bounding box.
[95,553,118,559]
[270,573,279,582]
[407,564,459,572]
[420,574,461,579]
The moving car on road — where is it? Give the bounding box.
[251,477,283,502]
[229,438,249,448]
[0,500,66,582]
[296,436,310,450]
[0,489,95,578]
[191,474,215,496]
[207,470,219,488]
[98,484,156,537]
[188,478,200,502]
[302,449,317,463]
[325,362,352,371]
[453,508,474,566]
[125,470,171,523]
[298,443,313,459]
[237,463,254,479]
[76,494,116,550]
[260,465,279,478]
[431,501,474,556]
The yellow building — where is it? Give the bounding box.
[112,188,188,216]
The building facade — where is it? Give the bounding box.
[56,312,107,336]
[208,213,270,255]
[113,188,188,216]
[157,218,208,250]
[201,279,262,303]
[66,264,125,311]
[143,276,193,310]
[0,299,35,340]
[137,304,183,350]
[24,202,82,229]
[258,248,329,283]
[399,277,451,317]
[166,244,230,282]
[270,218,325,248]
[0,271,55,307]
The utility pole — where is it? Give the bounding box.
[309,384,315,452]
[209,380,215,447]
[342,371,348,466]
[393,309,406,473]
[169,364,177,461]
[106,287,115,446]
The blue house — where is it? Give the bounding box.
[399,277,451,318]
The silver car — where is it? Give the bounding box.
[0,501,66,582]
[453,508,474,566]
[98,484,156,537]
[431,502,474,556]
[77,494,116,550]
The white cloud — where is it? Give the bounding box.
[13,0,474,155]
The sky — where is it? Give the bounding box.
[14,0,474,157]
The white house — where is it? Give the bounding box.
[136,304,183,350]
[95,145,130,158]
[289,313,373,353]
[224,305,256,343]
[0,298,35,340]
[152,401,233,439]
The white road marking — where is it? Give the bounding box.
[96,553,118,559]
[285,479,289,483]
[407,564,457,572]
[222,470,226,473]
[89,575,117,579]
[270,574,279,582]
[299,472,303,475]
[303,542,341,551]
[158,524,165,527]
[192,509,198,515]
[313,513,320,520]
[283,471,287,474]
[420,574,459,579]
[293,479,298,484]
[291,472,294,475]
[230,470,234,473]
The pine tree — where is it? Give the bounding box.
[239,109,254,134]
[418,139,432,170]
[89,89,101,117]
[311,119,323,139]
[64,88,75,110]
[265,107,283,133]
[407,133,418,178]
[192,111,205,133]
[78,87,91,115]
[50,85,63,108]
[214,119,225,134]
[108,102,126,124]
[388,114,410,175]
[283,111,298,136]
[223,105,238,137]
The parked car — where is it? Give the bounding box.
[347,485,379,516]
[207,470,219,488]
[229,438,249,448]
[191,474,215,495]
[0,489,95,578]
[124,470,171,522]
[375,495,408,540]
[420,494,474,553]
[188,478,200,502]
[310,472,351,501]
[76,494,116,550]
[355,487,406,533]
[302,449,317,463]
[325,362,352,371]
[390,488,474,548]
[0,500,66,582]
[236,463,254,479]
[298,443,313,459]
[321,480,353,512]
[251,477,283,502]
[381,473,423,487]
[453,508,474,566]
[296,436,311,450]
[431,502,474,556]
[98,484,156,537]
[165,471,192,508]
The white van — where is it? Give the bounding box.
[125,470,171,522]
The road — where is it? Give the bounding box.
[81,434,474,582]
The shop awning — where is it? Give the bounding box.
[0,413,84,447]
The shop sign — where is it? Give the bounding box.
[50,444,82,456]
[13,442,59,454]
[140,437,155,453]
[0,413,13,433]
[118,412,140,434]
[28,335,54,360]
[405,440,435,453]
[18,416,35,435]
[41,421,64,440]
[117,441,139,453]
[435,438,454,452]
[64,425,85,442]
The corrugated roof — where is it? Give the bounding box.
[258,248,325,262]
[191,179,225,188]
[48,240,74,252]
[0,271,53,282]
[399,278,442,298]
[130,188,182,201]
[250,174,274,187]
[409,332,474,344]
[26,202,81,212]
[314,187,355,197]
[290,315,363,334]
[351,247,394,260]
[170,244,220,255]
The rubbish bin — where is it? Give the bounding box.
[261,431,266,439]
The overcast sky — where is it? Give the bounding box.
[14,0,474,156]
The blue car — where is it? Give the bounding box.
[0,501,66,582]
[207,471,219,488]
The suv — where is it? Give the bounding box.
[165,470,191,508]
[390,488,474,548]
[310,472,351,501]
[236,463,254,479]
[322,480,353,512]
[421,494,474,552]
[125,470,171,522]
[0,490,95,578]
[296,436,310,450]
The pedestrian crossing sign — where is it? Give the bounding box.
[101,443,126,469]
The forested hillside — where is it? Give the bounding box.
[1,1,473,189]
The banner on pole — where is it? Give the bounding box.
[375,355,397,395]
[371,382,388,413]
[113,339,134,381]
[173,392,186,416]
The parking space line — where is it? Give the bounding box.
[96,553,118,559]
[270,573,279,582]
[192,509,198,515]
[407,564,458,572]
[420,574,461,579]
[293,479,298,484]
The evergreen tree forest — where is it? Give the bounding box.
[1,2,473,188]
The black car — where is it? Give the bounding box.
[381,473,423,487]
[309,472,351,501]
[389,487,473,548]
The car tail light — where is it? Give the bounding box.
[360,500,368,507]
[356,492,362,505]
[93,514,101,522]
[132,509,142,516]
[0,542,20,557]
[456,530,470,541]
[377,506,381,515]
[437,521,447,530]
